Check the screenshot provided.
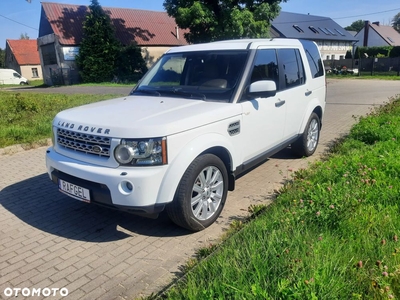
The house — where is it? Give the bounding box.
[38,2,188,85]
[5,39,42,81]
[354,21,400,47]
[271,12,358,60]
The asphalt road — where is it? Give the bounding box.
[0,79,399,299]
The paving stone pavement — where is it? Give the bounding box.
[0,79,399,300]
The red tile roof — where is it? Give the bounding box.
[6,39,40,65]
[41,2,189,46]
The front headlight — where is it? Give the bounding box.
[114,137,167,166]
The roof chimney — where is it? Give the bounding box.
[372,21,380,26]
[363,21,370,47]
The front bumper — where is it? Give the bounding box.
[46,147,169,215]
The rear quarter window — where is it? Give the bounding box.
[300,40,324,78]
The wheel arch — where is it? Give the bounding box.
[299,100,324,134]
[156,133,237,206]
[199,146,235,191]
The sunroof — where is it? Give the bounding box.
[318,27,330,35]
[335,29,346,36]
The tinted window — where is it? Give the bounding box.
[277,49,305,89]
[300,39,324,78]
[250,49,279,87]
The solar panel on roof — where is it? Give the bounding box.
[325,28,336,35]
[318,27,330,35]
[334,29,346,36]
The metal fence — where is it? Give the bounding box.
[50,68,80,85]
[324,57,400,76]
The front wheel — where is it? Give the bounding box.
[292,112,320,157]
[166,154,228,231]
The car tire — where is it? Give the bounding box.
[292,112,320,157]
[166,154,228,231]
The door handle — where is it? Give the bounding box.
[305,90,312,96]
[275,100,286,107]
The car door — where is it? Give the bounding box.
[239,48,286,163]
[276,48,308,140]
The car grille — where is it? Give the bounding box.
[57,128,111,157]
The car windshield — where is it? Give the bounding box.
[132,50,249,102]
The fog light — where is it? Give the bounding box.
[126,181,133,191]
[119,180,134,195]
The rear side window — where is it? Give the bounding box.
[300,40,324,78]
[277,49,305,90]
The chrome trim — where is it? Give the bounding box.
[57,128,111,157]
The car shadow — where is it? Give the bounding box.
[0,174,192,242]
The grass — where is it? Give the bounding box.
[0,91,124,148]
[156,96,400,300]
[0,79,46,89]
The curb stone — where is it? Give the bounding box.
[0,139,52,156]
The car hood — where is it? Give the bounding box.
[54,95,242,138]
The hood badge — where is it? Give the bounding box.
[92,145,103,153]
[57,121,110,135]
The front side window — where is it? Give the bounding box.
[13,73,21,78]
[134,50,249,102]
[249,49,279,86]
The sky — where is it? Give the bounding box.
[1,0,399,49]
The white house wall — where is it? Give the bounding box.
[316,40,354,60]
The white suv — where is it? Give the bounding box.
[46,38,326,231]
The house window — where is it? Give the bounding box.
[340,55,344,60]
[309,26,319,34]
[331,55,335,60]
[326,55,330,60]
[41,43,57,65]
[335,29,346,36]
[318,27,330,35]
[293,25,304,33]
[325,28,337,35]
[32,68,39,78]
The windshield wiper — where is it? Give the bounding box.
[158,88,206,100]
[131,88,161,96]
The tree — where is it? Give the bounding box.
[75,0,120,83]
[20,33,29,39]
[115,44,148,82]
[344,20,364,32]
[392,12,400,33]
[0,48,5,68]
[163,0,286,44]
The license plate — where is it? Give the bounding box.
[59,179,91,203]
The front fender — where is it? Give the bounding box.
[155,132,236,205]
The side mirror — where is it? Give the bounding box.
[248,80,277,98]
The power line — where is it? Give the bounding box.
[0,13,38,31]
[333,7,400,20]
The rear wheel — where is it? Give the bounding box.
[292,112,320,157]
[166,154,228,231]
